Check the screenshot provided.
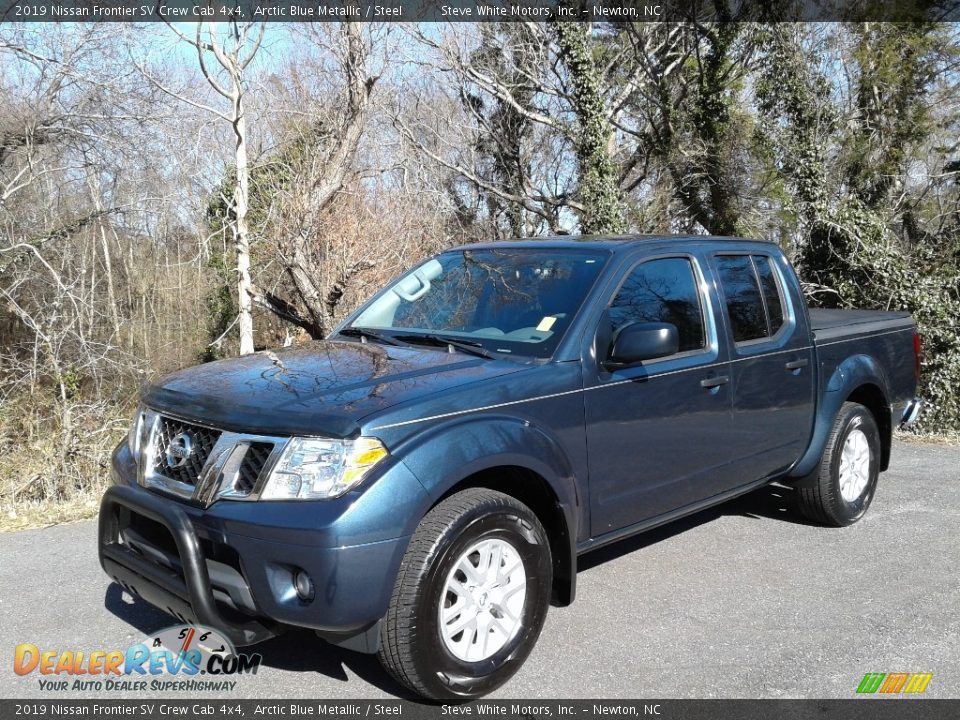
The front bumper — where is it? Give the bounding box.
[100,484,276,646]
[98,445,425,648]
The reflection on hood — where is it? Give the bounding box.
[144,340,530,437]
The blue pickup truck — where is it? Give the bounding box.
[99,236,921,699]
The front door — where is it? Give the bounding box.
[584,255,738,537]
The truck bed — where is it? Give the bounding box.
[809,308,913,343]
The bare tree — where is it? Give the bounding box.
[206,22,383,340]
[399,23,688,236]
[140,21,266,355]
[0,26,220,509]
[398,24,579,236]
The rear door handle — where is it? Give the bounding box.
[785,359,809,370]
[700,375,730,389]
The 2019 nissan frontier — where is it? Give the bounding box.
[99,235,922,699]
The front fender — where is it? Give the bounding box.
[788,354,890,482]
[394,413,579,509]
[393,414,581,605]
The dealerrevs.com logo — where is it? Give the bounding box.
[856,672,933,695]
[13,625,261,692]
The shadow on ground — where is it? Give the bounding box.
[578,482,813,572]
[102,583,416,698]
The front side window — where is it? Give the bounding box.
[608,257,706,354]
[347,248,608,358]
[715,253,786,343]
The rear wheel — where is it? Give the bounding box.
[378,488,552,700]
[798,402,881,526]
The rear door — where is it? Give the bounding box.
[583,253,741,536]
[711,252,816,480]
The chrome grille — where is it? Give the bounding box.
[151,417,221,487]
[138,409,286,505]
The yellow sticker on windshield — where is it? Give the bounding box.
[536,316,557,332]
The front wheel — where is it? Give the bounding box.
[378,488,552,700]
[797,402,881,526]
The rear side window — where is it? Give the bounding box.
[609,257,706,353]
[753,255,785,334]
[715,254,786,343]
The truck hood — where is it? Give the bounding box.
[143,340,531,437]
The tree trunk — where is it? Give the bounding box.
[553,21,625,234]
[233,87,255,356]
[99,224,121,337]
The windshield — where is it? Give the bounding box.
[344,248,609,359]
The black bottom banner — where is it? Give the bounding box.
[2,700,959,720]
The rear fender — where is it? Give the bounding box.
[788,354,890,484]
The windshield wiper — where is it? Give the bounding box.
[394,333,497,360]
[337,327,404,347]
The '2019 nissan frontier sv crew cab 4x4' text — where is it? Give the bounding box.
[99,235,922,699]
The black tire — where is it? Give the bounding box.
[798,402,881,527]
[378,488,552,700]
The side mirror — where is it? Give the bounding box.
[607,322,679,365]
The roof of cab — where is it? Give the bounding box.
[450,234,778,254]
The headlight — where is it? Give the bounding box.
[126,407,145,458]
[261,437,389,500]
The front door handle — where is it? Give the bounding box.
[700,375,730,389]
[785,359,809,370]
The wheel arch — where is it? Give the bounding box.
[845,383,892,471]
[433,465,576,606]
[393,414,580,606]
[788,354,892,483]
